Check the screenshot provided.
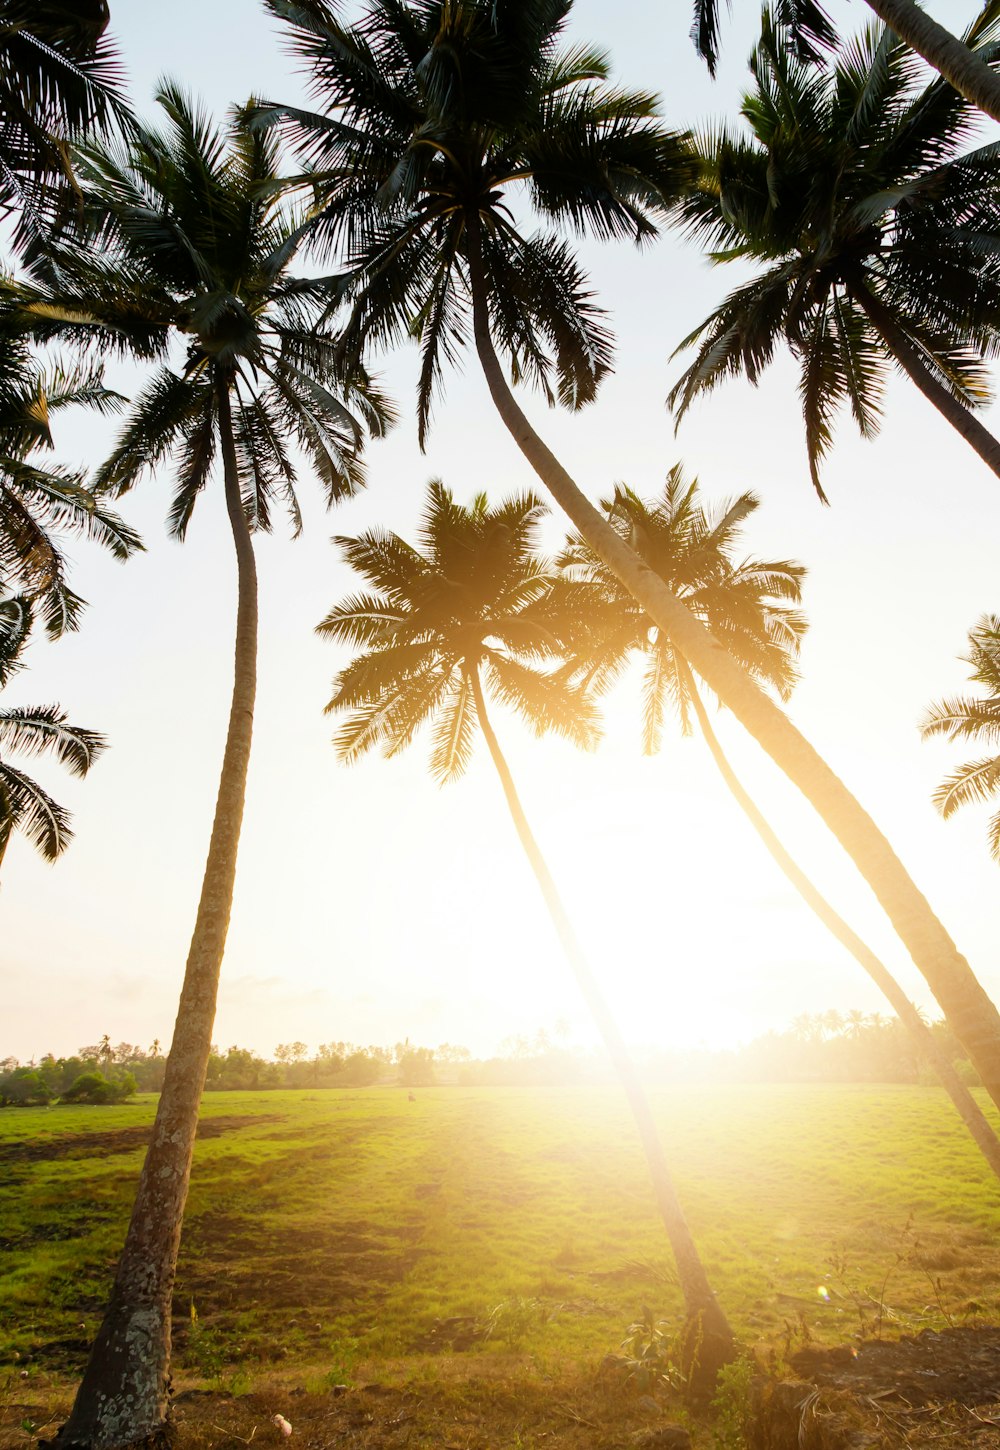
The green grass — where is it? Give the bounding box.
[3,1084,1000,1387]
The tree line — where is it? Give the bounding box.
[0,1012,976,1104]
[4,0,1000,1435]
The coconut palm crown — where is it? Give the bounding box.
[559,466,807,750]
[320,479,598,778]
[15,83,393,528]
[259,0,694,442]
[922,615,1000,862]
[670,8,1000,497]
[0,594,104,868]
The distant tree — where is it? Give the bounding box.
[397,1047,435,1088]
[61,1069,136,1105]
[0,1065,53,1105]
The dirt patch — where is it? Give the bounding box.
[0,1116,278,1167]
[746,1327,1000,1448]
[0,1366,696,1450]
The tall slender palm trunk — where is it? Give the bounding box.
[863,0,1000,123]
[682,671,1000,1183]
[467,667,734,1376]
[464,224,1000,1114]
[847,276,1000,479]
[56,384,258,1450]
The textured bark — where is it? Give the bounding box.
[864,0,1000,123]
[54,383,258,1450]
[468,668,734,1373]
[464,220,1000,1114]
[685,673,1000,1185]
[848,276,1000,480]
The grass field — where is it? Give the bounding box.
[3,1084,1000,1446]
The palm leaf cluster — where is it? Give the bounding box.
[259,0,693,442]
[0,594,104,866]
[671,7,1000,496]
[559,465,806,751]
[0,0,128,257]
[320,480,597,781]
[15,84,394,535]
[0,323,139,636]
[922,616,1000,862]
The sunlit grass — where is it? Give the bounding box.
[2,1084,1000,1386]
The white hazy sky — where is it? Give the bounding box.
[2,0,997,1061]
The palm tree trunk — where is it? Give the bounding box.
[847,275,1000,479]
[863,0,1000,123]
[463,218,1000,1115]
[55,381,258,1450]
[466,666,734,1377]
[683,670,1000,1184]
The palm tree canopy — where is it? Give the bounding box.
[559,464,806,752]
[0,593,105,863]
[11,84,394,537]
[922,614,1000,862]
[258,0,695,443]
[670,8,1000,496]
[0,322,140,636]
[0,0,129,255]
[319,479,599,781]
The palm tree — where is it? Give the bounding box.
[321,479,735,1372]
[0,323,139,636]
[0,593,104,869]
[263,0,1000,1127]
[0,0,129,255]
[690,0,1000,125]
[563,472,1000,1180]
[14,88,390,1449]
[671,9,1000,498]
[922,615,1000,861]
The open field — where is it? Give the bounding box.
[3,1084,1000,1447]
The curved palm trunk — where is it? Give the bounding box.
[56,383,257,1450]
[683,672,1000,1183]
[863,0,1000,124]
[467,667,735,1377]
[847,276,1000,479]
[464,223,1000,1115]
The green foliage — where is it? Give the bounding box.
[59,1069,135,1105]
[0,1067,53,1107]
[710,1355,757,1450]
[486,1296,542,1349]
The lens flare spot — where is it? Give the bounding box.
[817,1285,830,1302]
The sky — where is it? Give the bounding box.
[2,0,998,1063]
